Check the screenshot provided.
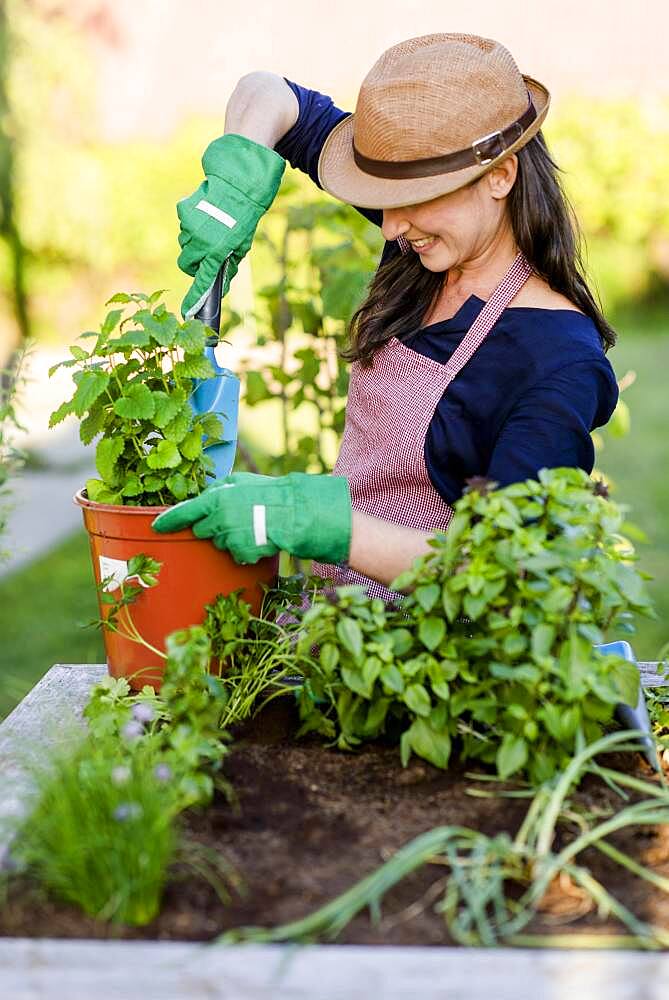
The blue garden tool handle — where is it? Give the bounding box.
[596,640,659,771]
[192,265,240,479]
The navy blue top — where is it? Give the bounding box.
[275,80,619,505]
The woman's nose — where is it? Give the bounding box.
[381,209,410,243]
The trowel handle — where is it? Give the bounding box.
[195,267,223,342]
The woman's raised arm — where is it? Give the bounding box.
[224,71,299,149]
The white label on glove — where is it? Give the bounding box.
[195,199,237,229]
[253,504,267,546]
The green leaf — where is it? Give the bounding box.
[69,345,88,361]
[380,663,404,694]
[463,591,489,620]
[105,292,133,304]
[418,616,445,652]
[405,718,451,769]
[95,437,124,483]
[49,399,75,428]
[245,371,273,406]
[138,310,179,347]
[121,476,143,497]
[321,266,369,321]
[612,658,640,707]
[152,390,186,428]
[180,429,203,460]
[364,697,390,735]
[173,356,215,380]
[85,478,121,504]
[79,406,107,444]
[496,734,528,779]
[441,585,460,623]
[320,643,339,672]
[166,472,189,501]
[404,683,431,717]
[335,617,363,662]
[72,370,110,416]
[502,633,526,657]
[342,666,371,698]
[146,439,181,470]
[200,413,225,440]
[531,623,555,660]
[101,308,124,335]
[113,383,156,421]
[362,656,381,691]
[163,404,192,443]
[112,328,151,349]
[176,319,207,354]
[541,703,565,742]
[542,585,574,615]
[391,628,413,656]
[415,583,440,612]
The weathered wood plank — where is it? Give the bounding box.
[0,664,106,845]
[3,939,669,1000]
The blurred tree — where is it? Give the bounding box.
[0,0,30,355]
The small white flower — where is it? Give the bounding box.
[111,765,131,786]
[154,763,172,783]
[132,703,155,724]
[113,802,143,822]
[121,720,144,742]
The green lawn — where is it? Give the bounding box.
[0,532,105,718]
[597,322,669,660]
[0,320,666,721]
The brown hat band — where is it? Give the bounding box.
[352,93,537,179]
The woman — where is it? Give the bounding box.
[154,33,618,600]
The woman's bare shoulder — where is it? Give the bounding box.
[512,275,584,313]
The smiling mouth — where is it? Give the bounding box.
[410,236,439,252]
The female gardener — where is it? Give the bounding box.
[153,33,618,601]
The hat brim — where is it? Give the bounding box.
[317,76,550,210]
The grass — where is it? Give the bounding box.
[0,531,104,718]
[598,318,669,659]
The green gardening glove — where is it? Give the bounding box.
[151,472,352,566]
[177,134,286,319]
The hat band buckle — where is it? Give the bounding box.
[472,123,523,166]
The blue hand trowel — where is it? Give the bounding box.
[190,266,240,480]
[596,640,659,771]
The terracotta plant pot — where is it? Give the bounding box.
[74,490,278,690]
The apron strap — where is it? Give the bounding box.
[443,253,533,384]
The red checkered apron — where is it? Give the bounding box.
[312,253,533,602]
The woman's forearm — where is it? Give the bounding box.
[347,510,433,587]
[224,71,299,148]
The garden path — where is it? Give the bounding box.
[1,349,95,579]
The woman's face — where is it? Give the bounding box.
[380,156,518,273]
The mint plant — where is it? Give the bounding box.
[295,469,655,784]
[49,291,225,506]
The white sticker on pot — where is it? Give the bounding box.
[99,555,129,592]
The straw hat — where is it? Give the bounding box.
[318,33,550,210]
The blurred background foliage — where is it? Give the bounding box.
[2,1,669,352]
[0,0,667,716]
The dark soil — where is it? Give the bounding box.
[2,698,669,944]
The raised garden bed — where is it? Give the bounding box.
[1,664,668,947]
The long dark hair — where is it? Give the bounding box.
[345,131,615,366]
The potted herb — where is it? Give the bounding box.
[49,292,277,687]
